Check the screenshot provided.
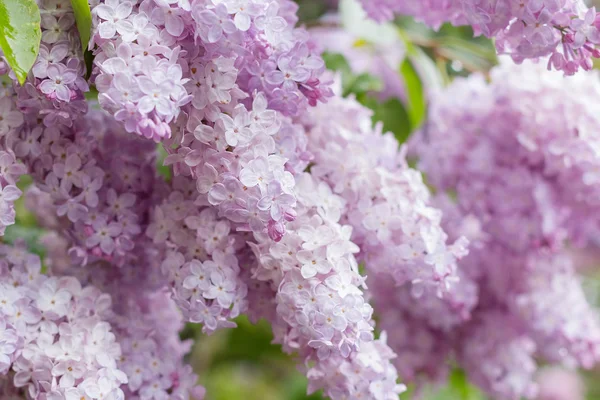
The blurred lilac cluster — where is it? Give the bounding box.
[360,0,600,75]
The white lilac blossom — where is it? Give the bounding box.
[358,0,600,75]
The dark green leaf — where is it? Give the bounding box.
[0,0,41,85]
[400,57,426,129]
[359,95,412,144]
[70,0,92,52]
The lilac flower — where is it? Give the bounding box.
[39,64,77,102]
[94,0,133,39]
[85,218,122,254]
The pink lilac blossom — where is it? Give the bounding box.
[88,0,336,242]
[359,0,600,75]
[302,82,468,297]
[5,0,90,124]
[6,103,163,273]
[109,290,205,400]
[90,0,332,141]
[247,172,404,399]
[0,242,126,400]
[383,59,600,399]
[147,175,249,334]
[417,59,600,252]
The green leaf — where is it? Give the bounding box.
[343,73,382,97]
[70,0,92,52]
[436,36,498,72]
[322,51,352,77]
[400,57,426,129]
[425,369,486,400]
[0,0,41,85]
[359,95,412,144]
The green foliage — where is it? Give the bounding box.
[359,95,412,144]
[395,16,497,75]
[322,51,412,144]
[399,57,426,129]
[70,0,92,52]
[0,0,41,85]
[322,51,383,97]
[420,369,485,400]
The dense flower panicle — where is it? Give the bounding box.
[162,93,309,241]
[457,311,539,400]
[147,176,249,334]
[247,172,404,399]
[109,290,205,400]
[0,83,27,236]
[390,60,600,399]
[0,242,127,400]
[503,249,600,368]
[90,0,332,142]
[6,104,162,272]
[302,85,468,296]
[370,277,452,384]
[305,334,406,400]
[358,0,600,75]
[89,0,336,242]
[418,60,600,252]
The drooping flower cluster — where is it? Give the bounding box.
[148,175,249,333]
[376,59,600,399]
[0,242,126,399]
[359,0,600,75]
[302,84,468,297]
[88,0,338,242]
[7,103,163,272]
[248,172,404,400]
[109,289,206,400]
[418,59,600,251]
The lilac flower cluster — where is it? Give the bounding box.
[0,242,126,400]
[109,290,205,400]
[359,0,600,75]
[5,86,162,269]
[248,172,404,399]
[90,0,332,142]
[372,59,600,399]
[148,176,249,333]
[302,84,468,296]
[7,0,89,123]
